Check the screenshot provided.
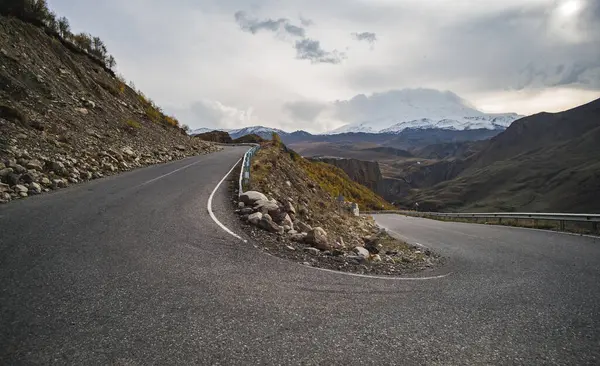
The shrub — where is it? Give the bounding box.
[125,119,141,129]
[165,115,179,128]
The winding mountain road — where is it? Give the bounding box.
[1,146,599,365]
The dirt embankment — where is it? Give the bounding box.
[0,16,218,203]
[232,139,441,275]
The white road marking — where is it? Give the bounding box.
[139,159,205,187]
[303,265,452,280]
[207,158,248,243]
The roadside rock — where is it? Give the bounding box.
[304,247,321,256]
[306,227,330,251]
[284,200,296,214]
[248,212,263,225]
[294,220,312,233]
[290,233,307,242]
[258,216,284,234]
[255,199,280,216]
[25,159,44,171]
[240,191,268,205]
[353,246,370,259]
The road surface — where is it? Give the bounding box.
[1,146,599,365]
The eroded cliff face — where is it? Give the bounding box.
[311,157,383,192]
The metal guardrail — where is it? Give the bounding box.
[238,145,260,196]
[363,210,600,231]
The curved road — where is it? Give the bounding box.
[1,146,599,365]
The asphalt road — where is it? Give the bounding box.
[1,146,599,365]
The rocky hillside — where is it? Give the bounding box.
[401,98,600,213]
[0,15,218,203]
[233,138,438,275]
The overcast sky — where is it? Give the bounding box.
[50,0,600,132]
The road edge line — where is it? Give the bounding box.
[207,157,247,243]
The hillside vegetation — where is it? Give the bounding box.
[400,99,600,213]
[250,137,392,212]
[0,10,216,202]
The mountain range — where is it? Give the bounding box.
[190,89,523,137]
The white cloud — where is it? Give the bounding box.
[48,0,600,132]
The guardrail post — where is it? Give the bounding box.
[533,219,538,228]
[594,222,598,233]
[560,220,565,231]
[498,217,502,225]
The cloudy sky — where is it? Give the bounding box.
[50,0,600,132]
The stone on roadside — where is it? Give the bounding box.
[294,220,312,233]
[306,227,330,251]
[240,191,268,205]
[284,200,296,214]
[29,182,42,194]
[238,201,245,208]
[255,199,280,216]
[247,212,263,225]
[304,247,321,256]
[14,184,28,194]
[26,159,44,171]
[353,246,370,259]
[290,233,307,242]
[258,216,284,234]
[0,183,9,193]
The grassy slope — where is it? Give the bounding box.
[251,141,393,211]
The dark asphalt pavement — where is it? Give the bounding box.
[1,147,599,365]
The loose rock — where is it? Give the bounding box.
[306,227,330,251]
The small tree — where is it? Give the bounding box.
[106,55,116,70]
[73,32,92,52]
[45,10,58,33]
[57,16,70,39]
[26,0,51,23]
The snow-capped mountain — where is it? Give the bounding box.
[189,127,228,135]
[328,89,523,134]
[189,126,289,139]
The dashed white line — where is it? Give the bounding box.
[138,159,205,187]
[207,158,248,243]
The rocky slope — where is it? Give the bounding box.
[0,15,218,203]
[233,138,440,275]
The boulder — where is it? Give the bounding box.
[240,207,254,215]
[29,182,42,194]
[240,191,268,205]
[294,220,312,233]
[284,201,296,214]
[0,183,9,193]
[14,184,28,193]
[6,173,20,186]
[238,201,245,208]
[175,145,186,151]
[353,246,370,259]
[306,227,330,250]
[122,147,136,158]
[290,233,307,242]
[247,212,263,225]
[0,167,13,180]
[11,164,27,174]
[26,159,44,171]
[281,214,294,229]
[255,199,280,216]
[40,177,52,186]
[46,161,68,176]
[258,216,284,234]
